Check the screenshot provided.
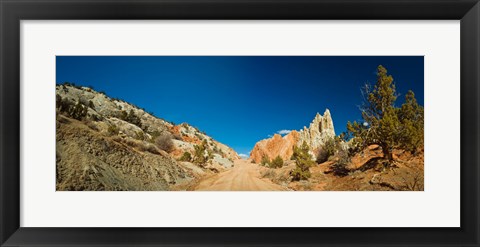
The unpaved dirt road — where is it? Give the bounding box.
[194,159,285,191]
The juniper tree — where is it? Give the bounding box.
[290,141,315,181]
[398,90,424,153]
[347,65,424,162]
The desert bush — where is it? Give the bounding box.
[270,155,284,168]
[120,109,142,128]
[207,149,214,160]
[148,130,161,143]
[260,155,270,166]
[195,133,203,140]
[261,168,290,185]
[261,169,277,179]
[179,151,192,162]
[290,141,315,181]
[56,96,88,121]
[290,166,312,181]
[317,138,336,163]
[347,137,363,156]
[70,102,88,120]
[213,146,225,156]
[193,140,208,165]
[155,131,174,152]
[88,100,95,109]
[330,148,351,177]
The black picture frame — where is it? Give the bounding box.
[1,0,479,246]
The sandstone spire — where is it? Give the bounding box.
[298,109,335,150]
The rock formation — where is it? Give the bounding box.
[249,131,300,163]
[298,109,336,150]
[250,109,336,163]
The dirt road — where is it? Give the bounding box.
[194,159,285,191]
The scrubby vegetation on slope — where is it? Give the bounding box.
[56,83,239,191]
[257,65,424,191]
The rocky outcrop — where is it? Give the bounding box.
[250,131,300,163]
[169,123,239,161]
[56,117,188,191]
[298,109,335,150]
[250,109,336,163]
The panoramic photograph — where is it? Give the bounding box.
[56,56,424,191]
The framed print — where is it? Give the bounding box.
[1,0,479,246]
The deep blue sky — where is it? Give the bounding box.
[56,56,424,156]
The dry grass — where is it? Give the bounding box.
[261,166,292,186]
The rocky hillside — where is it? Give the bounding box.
[56,83,238,191]
[250,109,335,162]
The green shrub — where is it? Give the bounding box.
[207,149,214,160]
[290,166,312,181]
[148,130,161,142]
[260,155,270,166]
[71,102,88,120]
[193,140,208,165]
[317,136,343,163]
[270,155,284,168]
[56,96,88,121]
[120,109,142,128]
[179,151,192,162]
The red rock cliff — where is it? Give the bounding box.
[250,131,300,163]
